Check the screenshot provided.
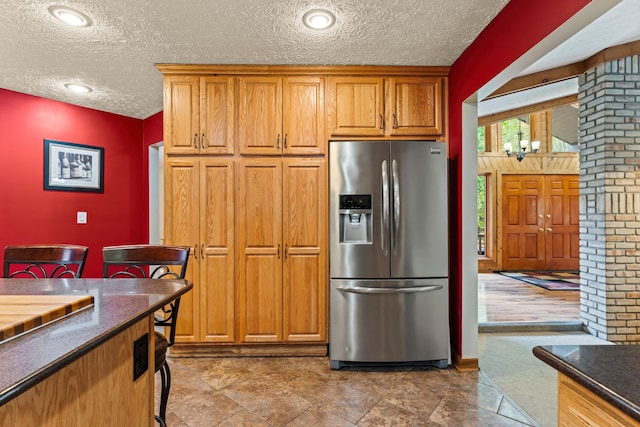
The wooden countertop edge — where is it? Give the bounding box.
[0,282,192,407]
[533,345,640,422]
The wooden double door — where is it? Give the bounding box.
[501,175,579,271]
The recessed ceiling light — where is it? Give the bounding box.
[302,9,336,30]
[48,6,92,27]
[65,83,93,94]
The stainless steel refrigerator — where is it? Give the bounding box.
[329,140,449,369]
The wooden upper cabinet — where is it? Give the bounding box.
[164,75,234,155]
[387,77,444,136]
[238,76,325,155]
[327,76,446,138]
[200,77,235,154]
[238,77,283,155]
[283,77,325,155]
[164,76,200,154]
[327,77,385,137]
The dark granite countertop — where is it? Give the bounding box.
[0,278,192,406]
[533,344,640,421]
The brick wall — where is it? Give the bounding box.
[579,54,640,342]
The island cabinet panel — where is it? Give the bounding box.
[558,373,640,427]
[327,76,447,139]
[0,317,154,427]
[165,158,235,343]
[164,75,234,155]
[238,76,325,155]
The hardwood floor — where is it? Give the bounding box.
[478,273,580,324]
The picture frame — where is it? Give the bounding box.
[44,139,104,193]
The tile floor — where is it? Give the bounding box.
[158,274,582,426]
[159,356,534,426]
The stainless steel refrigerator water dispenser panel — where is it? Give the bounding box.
[339,194,373,244]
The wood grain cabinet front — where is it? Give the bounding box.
[238,76,325,155]
[236,158,327,343]
[164,157,235,343]
[327,76,446,139]
[164,75,235,155]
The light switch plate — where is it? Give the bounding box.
[77,211,87,224]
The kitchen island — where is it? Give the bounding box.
[0,278,192,427]
[534,344,640,426]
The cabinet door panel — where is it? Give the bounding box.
[387,77,443,136]
[165,159,200,341]
[237,160,283,342]
[201,77,235,154]
[200,159,235,342]
[328,77,384,136]
[238,77,283,155]
[283,77,325,155]
[164,76,199,154]
[283,159,327,342]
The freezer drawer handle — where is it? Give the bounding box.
[336,285,443,294]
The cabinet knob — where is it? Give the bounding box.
[201,133,206,149]
[284,133,287,149]
[193,244,198,259]
[546,228,553,232]
[284,244,288,259]
[201,243,205,259]
[379,114,385,131]
[538,228,544,232]
[276,134,280,149]
[193,133,198,149]
[277,244,281,259]
[393,114,399,129]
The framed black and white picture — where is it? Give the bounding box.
[44,139,104,193]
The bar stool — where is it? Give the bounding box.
[3,244,88,278]
[102,244,190,427]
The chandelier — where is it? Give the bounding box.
[504,117,540,161]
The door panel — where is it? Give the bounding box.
[329,140,390,279]
[501,174,579,271]
[390,140,448,278]
[237,159,283,342]
[501,175,544,270]
[200,159,235,342]
[545,175,580,270]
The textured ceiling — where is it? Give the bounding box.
[0,0,511,119]
[1,1,636,120]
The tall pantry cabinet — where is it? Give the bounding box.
[160,66,328,353]
[158,65,448,355]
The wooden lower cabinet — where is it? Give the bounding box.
[237,158,327,344]
[558,373,640,426]
[165,157,235,343]
[166,156,327,349]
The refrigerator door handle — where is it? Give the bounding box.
[381,159,389,256]
[336,285,443,294]
[391,159,400,254]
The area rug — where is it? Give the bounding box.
[498,271,580,291]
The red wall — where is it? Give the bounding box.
[0,88,149,277]
[447,0,592,357]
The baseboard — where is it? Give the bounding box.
[451,349,479,372]
[169,343,329,357]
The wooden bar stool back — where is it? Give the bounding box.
[102,244,190,427]
[3,244,89,278]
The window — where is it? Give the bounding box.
[477,126,486,152]
[477,175,487,256]
[551,104,579,152]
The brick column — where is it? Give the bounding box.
[579,54,640,343]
